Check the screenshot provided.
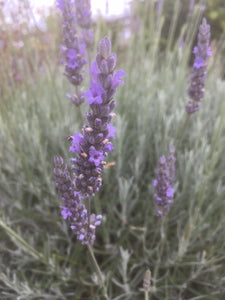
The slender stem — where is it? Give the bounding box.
[145,290,149,300]
[175,114,190,149]
[87,244,110,300]
[77,105,84,124]
[75,86,84,125]
[87,47,92,72]
[85,197,91,227]
[152,218,167,291]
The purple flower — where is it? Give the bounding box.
[193,56,205,69]
[60,206,72,219]
[57,0,87,89]
[154,146,176,217]
[107,124,116,138]
[70,37,125,197]
[56,0,65,10]
[88,146,105,166]
[186,18,211,114]
[75,0,93,48]
[54,156,102,245]
[69,133,84,154]
[75,0,92,29]
[185,100,200,114]
[54,37,125,245]
[84,80,105,105]
[103,142,114,152]
[112,70,126,89]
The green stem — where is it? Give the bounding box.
[75,86,85,125]
[152,218,167,291]
[175,114,190,149]
[145,290,149,300]
[85,197,91,227]
[0,219,49,266]
[87,244,110,300]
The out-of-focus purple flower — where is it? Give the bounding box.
[82,29,94,48]
[70,37,125,197]
[54,156,102,245]
[75,0,94,48]
[66,91,85,107]
[57,0,87,89]
[75,0,92,29]
[186,18,211,114]
[154,146,176,217]
[56,0,65,10]
[185,101,200,114]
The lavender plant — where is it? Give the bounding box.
[54,36,124,298]
[153,146,176,217]
[55,36,124,240]
[186,18,211,114]
[2,2,225,298]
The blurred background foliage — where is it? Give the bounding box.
[0,0,225,93]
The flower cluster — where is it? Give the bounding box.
[75,0,92,29]
[54,37,125,244]
[186,18,211,114]
[153,146,176,217]
[54,156,102,245]
[70,37,125,197]
[57,0,87,106]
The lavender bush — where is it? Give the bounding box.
[1,1,225,299]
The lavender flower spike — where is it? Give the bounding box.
[70,37,125,197]
[153,146,176,217]
[54,156,102,245]
[57,0,87,105]
[186,18,211,114]
[75,0,94,48]
[75,0,92,29]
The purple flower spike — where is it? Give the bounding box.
[57,0,87,89]
[154,147,176,217]
[54,37,124,245]
[75,0,92,29]
[186,18,211,114]
[54,156,101,245]
[75,0,94,48]
[71,37,125,197]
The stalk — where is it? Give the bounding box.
[175,113,190,149]
[87,244,110,300]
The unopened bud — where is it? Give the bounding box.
[98,37,111,58]
[85,127,93,132]
[143,269,151,292]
